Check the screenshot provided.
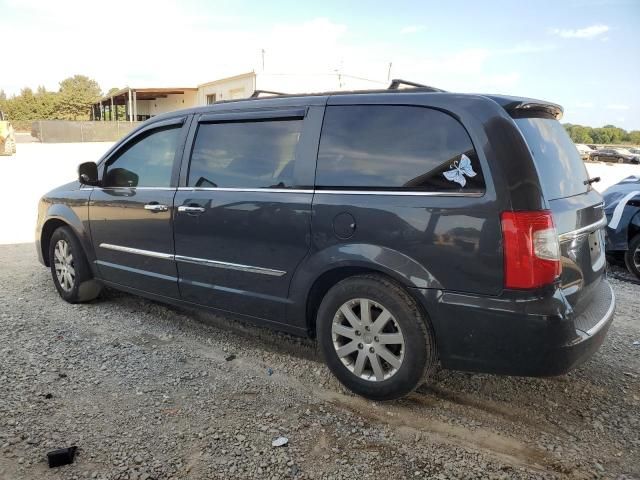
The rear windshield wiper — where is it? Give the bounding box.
[584,176,601,186]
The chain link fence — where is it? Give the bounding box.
[31,121,143,143]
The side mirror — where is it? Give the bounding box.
[78,162,99,186]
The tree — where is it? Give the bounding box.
[564,124,594,144]
[56,75,102,120]
[0,75,103,123]
[629,131,640,145]
[34,87,59,119]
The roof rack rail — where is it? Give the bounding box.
[250,89,286,98]
[388,79,445,92]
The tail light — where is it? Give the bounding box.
[501,210,561,289]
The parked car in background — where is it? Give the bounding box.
[604,176,640,280]
[628,148,640,155]
[575,143,594,160]
[591,148,640,164]
[35,84,615,400]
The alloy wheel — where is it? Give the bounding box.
[331,298,405,382]
[54,239,75,292]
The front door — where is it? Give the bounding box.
[173,107,321,322]
[89,117,187,298]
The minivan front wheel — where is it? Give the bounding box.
[317,274,436,400]
[49,226,102,303]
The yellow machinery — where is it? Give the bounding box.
[0,111,16,156]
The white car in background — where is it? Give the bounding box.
[575,143,594,160]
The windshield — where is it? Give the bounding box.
[515,117,590,200]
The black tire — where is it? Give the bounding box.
[49,226,102,303]
[593,155,599,162]
[316,274,437,400]
[624,234,640,280]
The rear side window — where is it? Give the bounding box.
[316,105,484,192]
[188,120,302,188]
[515,118,589,200]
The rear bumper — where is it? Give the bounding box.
[413,280,615,376]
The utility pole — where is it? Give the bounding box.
[261,49,265,71]
[387,62,392,81]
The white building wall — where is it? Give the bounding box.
[147,91,197,116]
[134,100,151,116]
[197,74,256,104]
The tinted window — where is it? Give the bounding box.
[188,120,302,188]
[515,118,589,200]
[103,126,180,187]
[316,105,484,192]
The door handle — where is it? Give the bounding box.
[177,205,205,214]
[144,203,169,212]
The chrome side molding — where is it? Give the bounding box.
[99,243,174,260]
[174,255,286,277]
[98,243,285,277]
[175,187,482,197]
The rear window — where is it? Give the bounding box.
[316,105,484,192]
[515,118,589,200]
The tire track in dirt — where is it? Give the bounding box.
[317,388,578,476]
[416,384,578,439]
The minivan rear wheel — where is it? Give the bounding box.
[624,234,640,280]
[317,274,436,400]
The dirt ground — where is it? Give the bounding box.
[0,243,638,480]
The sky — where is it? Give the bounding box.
[1,0,639,129]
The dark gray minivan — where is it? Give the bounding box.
[36,82,615,400]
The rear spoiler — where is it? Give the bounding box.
[485,95,564,120]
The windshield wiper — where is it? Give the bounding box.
[584,176,601,186]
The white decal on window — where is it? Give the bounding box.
[443,154,476,187]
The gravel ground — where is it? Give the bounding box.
[0,244,639,479]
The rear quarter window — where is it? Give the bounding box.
[514,118,589,200]
[316,105,485,193]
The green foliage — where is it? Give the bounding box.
[629,131,640,144]
[564,123,639,145]
[0,75,103,122]
[57,75,102,120]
